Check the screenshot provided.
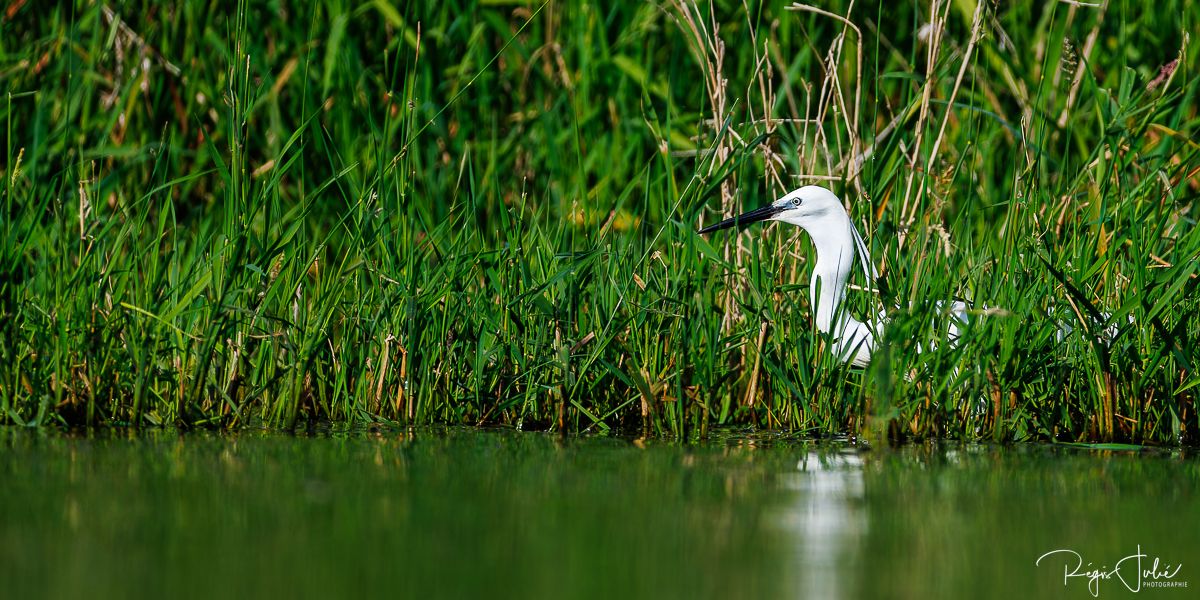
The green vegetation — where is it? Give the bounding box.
[2,1,1198,443]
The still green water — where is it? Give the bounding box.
[1,428,1196,599]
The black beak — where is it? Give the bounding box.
[697,203,784,234]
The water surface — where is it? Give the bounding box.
[1,428,1195,599]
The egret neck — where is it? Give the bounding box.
[698,186,879,367]
[805,215,877,366]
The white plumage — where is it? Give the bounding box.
[699,185,968,367]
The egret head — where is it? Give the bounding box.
[699,184,877,282]
[697,185,845,234]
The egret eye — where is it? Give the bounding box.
[792,197,802,207]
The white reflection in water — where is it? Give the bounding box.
[773,450,867,600]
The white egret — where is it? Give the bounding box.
[698,185,968,367]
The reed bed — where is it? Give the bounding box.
[1,0,1198,443]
